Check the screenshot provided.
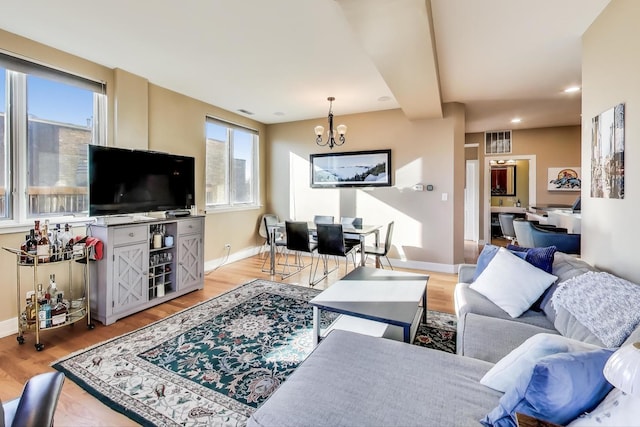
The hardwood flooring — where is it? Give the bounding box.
[0,254,463,426]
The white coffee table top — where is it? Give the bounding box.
[309,267,429,327]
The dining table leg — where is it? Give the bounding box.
[269,227,276,275]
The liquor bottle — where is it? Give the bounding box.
[48,274,58,298]
[20,234,29,264]
[26,229,38,263]
[51,225,62,262]
[37,221,51,263]
[60,224,72,260]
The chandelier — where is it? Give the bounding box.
[314,96,347,149]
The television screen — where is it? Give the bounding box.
[89,145,195,216]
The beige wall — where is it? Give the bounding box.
[0,30,267,325]
[267,103,466,269]
[467,126,581,241]
[582,0,640,282]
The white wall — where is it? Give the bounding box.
[582,0,640,281]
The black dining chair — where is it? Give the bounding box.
[364,221,394,269]
[313,223,358,283]
[340,216,363,247]
[284,221,318,282]
[311,215,334,242]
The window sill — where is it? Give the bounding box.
[205,204,262,214]
[0,216,95,235]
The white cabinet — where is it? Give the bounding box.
[90,216,204,325]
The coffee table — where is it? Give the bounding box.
[309,266,429,345]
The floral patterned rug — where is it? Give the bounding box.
[53,279,456,426]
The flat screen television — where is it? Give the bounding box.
[88,145,195,217]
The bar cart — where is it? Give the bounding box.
[3,245,94,351]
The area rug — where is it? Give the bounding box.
[53,279,456,426]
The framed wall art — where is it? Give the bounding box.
[591,103,625,199]
[310,149,392,188]
[547,167,581,192]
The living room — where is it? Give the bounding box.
[0,0,639,425]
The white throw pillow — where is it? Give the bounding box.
[481,333,601,392]
[568,388,640,426]
[469,247,557,318]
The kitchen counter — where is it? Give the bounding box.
[490,206,528,214]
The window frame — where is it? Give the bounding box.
[0,52,107,229]
[205,116,260,212]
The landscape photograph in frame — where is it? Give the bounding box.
[310,149,392,188]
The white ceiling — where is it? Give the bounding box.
[0,0,610,132]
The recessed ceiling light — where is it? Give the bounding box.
[378,96,392,102]
[511,118,522,123]
[237,109,254,115]
[274,112,285,116]
[564,86,581,93]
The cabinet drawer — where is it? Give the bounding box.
[112,225,148,245]
[177,218,203,235]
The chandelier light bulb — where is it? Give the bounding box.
[314,126,325,137]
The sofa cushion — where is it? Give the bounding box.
[248,330,502,427]
[480,333,600,393]
[568,388,640,426]
[470,248,557,318]
[481,349,614,427]
[554,304,605,347]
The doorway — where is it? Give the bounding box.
[483,155,537,245]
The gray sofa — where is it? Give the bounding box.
[454,251,596,363]
[248,252,640,426]
[248,329,502,427]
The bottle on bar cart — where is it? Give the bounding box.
[37,221,50,263]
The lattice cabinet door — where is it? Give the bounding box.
[177,234,203,290]
[112,242,148,315]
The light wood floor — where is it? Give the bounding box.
[0,253,467,426]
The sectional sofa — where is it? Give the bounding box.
[248,247,640,426]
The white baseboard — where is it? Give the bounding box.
[205,246,459,275]
[0,317,18,339]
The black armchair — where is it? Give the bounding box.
[2,371,65,427]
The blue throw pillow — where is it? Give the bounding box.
[506,245,557,274]
[480,349,614,427]
[473,244,526,282]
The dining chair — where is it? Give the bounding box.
[364,221,394,269]
[340,216,363,246]
[313,223,358,283]
[311,215,334,242]
[260,215,287,274]
[284,221,318,282]
[258,213,279,258]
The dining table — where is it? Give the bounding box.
[265,221,383,276]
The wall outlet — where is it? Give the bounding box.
[224,243,231,249]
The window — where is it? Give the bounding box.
[205,117,259,209]
[0,53,106,223]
